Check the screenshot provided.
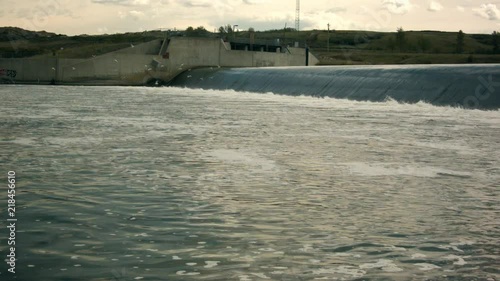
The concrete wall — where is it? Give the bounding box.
[114,39,163,55]
[1,37,318,85]
[0,58,87,82]
[220,50,254,67]
[61,54,155,81]
[165,37,220,68]
[0,40,163,84]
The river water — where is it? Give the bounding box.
[0,85,499,281]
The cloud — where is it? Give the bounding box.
[128,10,145,20]
[242,0,267,4]
[457,5,465,12]
[179,0,212,7]
[428,0,443,12]
[92,0,150,6]
[382,0,413,15]
[473,3,500,20]
[326,7,347,14]
[118,10,145,20]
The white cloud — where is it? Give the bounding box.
[428,0,443,12]
[473,3,500,20]
[92,0,150,6]
[129,10,145,19]
[131,0,150,5]
[179,0,211,7]
[326,7,348,14]
[457,6,465,12]
[118,10,145,20]
[242,0,267,4]
[382,0,413,15]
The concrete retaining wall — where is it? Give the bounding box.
[1,37,317,85]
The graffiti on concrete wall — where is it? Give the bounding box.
[0,69,17,78]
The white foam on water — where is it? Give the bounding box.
[411,253,427,259]
[176,271,200,276]
[43,136,103,146]
[359,259,403,272]
[344,162,472,178]
[204,149,277,172]
[258,248,276,252]
[415,263,441,271]
[313,266,366,278]
[6,137,38,146]
[161,87,500,117]
[444,255,468,266]
[204,261,220,268]
[251,273,271,279]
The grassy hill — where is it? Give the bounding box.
[1,26,500,64]
[0,27,163,58]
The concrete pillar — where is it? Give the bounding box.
[260,47,264,52]
[276,48,281,53]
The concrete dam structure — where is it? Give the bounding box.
[170,64,500,110]
[0,37,318,85]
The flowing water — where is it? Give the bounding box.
[170,65,500,110]
[0,85,499,281]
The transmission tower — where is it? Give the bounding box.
[295,0,300,31]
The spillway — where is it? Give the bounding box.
[170,64,500,110]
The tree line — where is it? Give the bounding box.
[391,27,499,54]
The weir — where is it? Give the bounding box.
[170,64,500,110]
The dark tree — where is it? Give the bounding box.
[194,26,207,33]
[396,27,406,52]
[387,37,396,52]
[185,26,208,37]
[493,31,499,54]
[218,24,233,34]
[456,30,465,53]
[417,35,431,53]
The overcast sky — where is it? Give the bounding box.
[1,0,499,35]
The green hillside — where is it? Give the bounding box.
[1,26,500,64]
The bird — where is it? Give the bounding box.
[72,67,76,70]
[130,43,135,48]
[51,67,56,70]
[114,59,118,63]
